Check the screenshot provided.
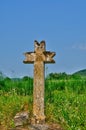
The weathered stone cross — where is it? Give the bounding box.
[23,40,56,124]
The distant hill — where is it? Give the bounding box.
[74,69,86,77]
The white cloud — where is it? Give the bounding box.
[72,43,86,50]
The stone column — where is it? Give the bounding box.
[33,61,45,124]
[23,40,56,125]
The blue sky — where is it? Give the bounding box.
[0,0,86,77]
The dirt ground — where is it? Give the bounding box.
[0,123,64,130]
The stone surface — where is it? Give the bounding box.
[23,40,56,124]
[14,112,29,127]
[0,123,63,130]
[28,124,49,130]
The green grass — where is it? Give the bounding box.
[0,93,33,128]
[0,77,86,129]
[45,91,86,130]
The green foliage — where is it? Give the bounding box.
[45,91,86,130]
[0,76,33,95]
[46,72,81,80]
[0,93,32,128]
[0,71,6,81]
[0,74,86,129]
[47,72,68,80]
[74,69,86,77]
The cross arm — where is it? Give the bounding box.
[23,52,35,64]
[43,51,56,63]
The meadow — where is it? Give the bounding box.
[0,73,86,130]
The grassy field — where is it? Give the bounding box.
[0,75,86,130]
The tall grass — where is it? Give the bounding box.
[0,93,33,128]
[0,76,86,129]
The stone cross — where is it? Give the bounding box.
[23,40,56,124]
